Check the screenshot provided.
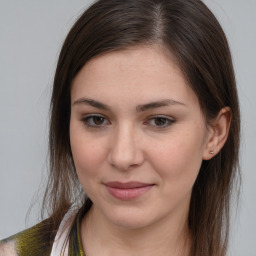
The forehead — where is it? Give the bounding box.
[71,45,199,110]
[74,45,181,82]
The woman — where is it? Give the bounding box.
[0,0,240,255]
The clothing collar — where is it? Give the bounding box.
[50,200,92,256]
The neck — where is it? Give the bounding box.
[80,205,191,256]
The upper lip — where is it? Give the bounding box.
[105,181,153,189]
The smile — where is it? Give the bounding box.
[104,181,154,200]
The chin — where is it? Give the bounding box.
[110,217,152,230]
[103,206,157,230]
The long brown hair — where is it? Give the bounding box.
[43,0,240,255]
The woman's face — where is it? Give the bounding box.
[70,46,211,229]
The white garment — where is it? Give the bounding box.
[50,210,76,256]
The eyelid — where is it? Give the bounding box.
[81,114,110,128]
[145,115,175,128]
[80,114,175,129]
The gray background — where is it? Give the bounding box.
[0,1,255,255]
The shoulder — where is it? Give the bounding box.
[0,218,56,256]
[0,237,17,256]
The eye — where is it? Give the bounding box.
[146,116,175,128]
[81,114,109,128]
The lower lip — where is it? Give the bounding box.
[105,185,154,200]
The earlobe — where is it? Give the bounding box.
[203,107,232,160]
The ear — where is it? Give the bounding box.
[203,107,232,160]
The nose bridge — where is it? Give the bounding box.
[108,122,143,170]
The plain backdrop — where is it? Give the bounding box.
[0,1,255,255]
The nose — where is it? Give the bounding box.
[107,124,144,171]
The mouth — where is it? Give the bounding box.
[104,181,154,200]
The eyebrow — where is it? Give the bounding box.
[73,98,186,112]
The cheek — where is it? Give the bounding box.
[70,128,107,179]
[71,139,108,197]
[148,128,205,188]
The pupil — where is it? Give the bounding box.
[155,118,166,126]
[93,116,104,125]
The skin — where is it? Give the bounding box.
[69,45,231,256]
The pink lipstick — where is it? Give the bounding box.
[105,181,154,200]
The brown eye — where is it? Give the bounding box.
[154,117,168,126]
[81,115,109,128]
[147,116,175,128]
[92,116,105,125]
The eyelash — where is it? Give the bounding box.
[81,114,175,129]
